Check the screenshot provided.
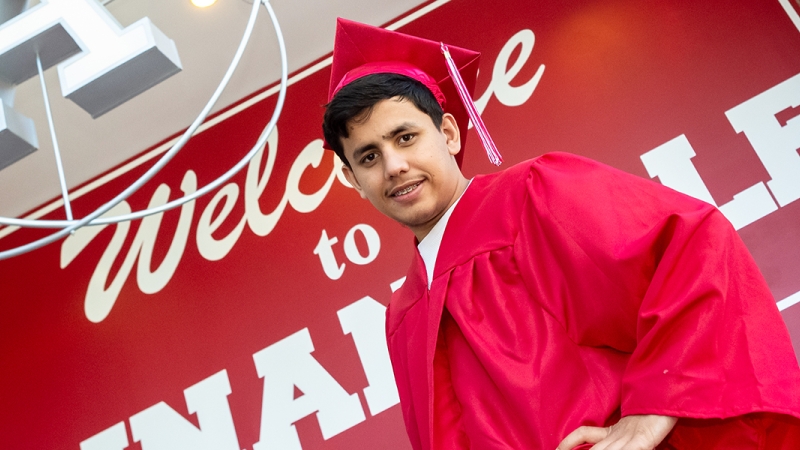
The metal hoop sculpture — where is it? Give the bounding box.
[0,0,288,260]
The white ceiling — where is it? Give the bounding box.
[0,0,426,218]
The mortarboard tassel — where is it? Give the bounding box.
[441,43,503,166]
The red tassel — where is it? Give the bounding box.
[441,43,503,166]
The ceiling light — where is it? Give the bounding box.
[191,0,217,7]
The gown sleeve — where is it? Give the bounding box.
[515,152,800,421]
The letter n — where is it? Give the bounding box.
[128,370,240,450]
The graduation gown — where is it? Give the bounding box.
[386,152,800,449]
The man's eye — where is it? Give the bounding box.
[361,153,377,164]
[399,134,415,144]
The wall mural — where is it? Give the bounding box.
[1,0,799,448]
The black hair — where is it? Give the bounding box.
[322,73,444,167]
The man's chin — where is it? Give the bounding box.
[392,213,443,238]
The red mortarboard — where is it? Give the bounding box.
[326,18,502,167]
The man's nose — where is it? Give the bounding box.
[383,148,410,179]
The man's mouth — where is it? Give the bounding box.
[391,181,422,197]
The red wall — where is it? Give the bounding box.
[1,0,799,448]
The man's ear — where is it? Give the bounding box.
[341,165,367,199]
[441,113,462,157]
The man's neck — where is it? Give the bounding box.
[413,174,469,242]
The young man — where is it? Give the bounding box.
[322,18,800,449]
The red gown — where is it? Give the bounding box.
[386,152,800,449]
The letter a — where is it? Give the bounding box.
[253,328,366,450]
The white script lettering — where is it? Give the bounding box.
[62,27,544,323]
[474,29,545,117]
[61,171,196,323]
[314,223,382,280]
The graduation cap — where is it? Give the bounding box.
[326,18,502,166]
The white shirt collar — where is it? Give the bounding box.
[417,180,471,288]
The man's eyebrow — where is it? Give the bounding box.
[381,122,416,140]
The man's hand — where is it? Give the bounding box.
[556,414,678,450]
